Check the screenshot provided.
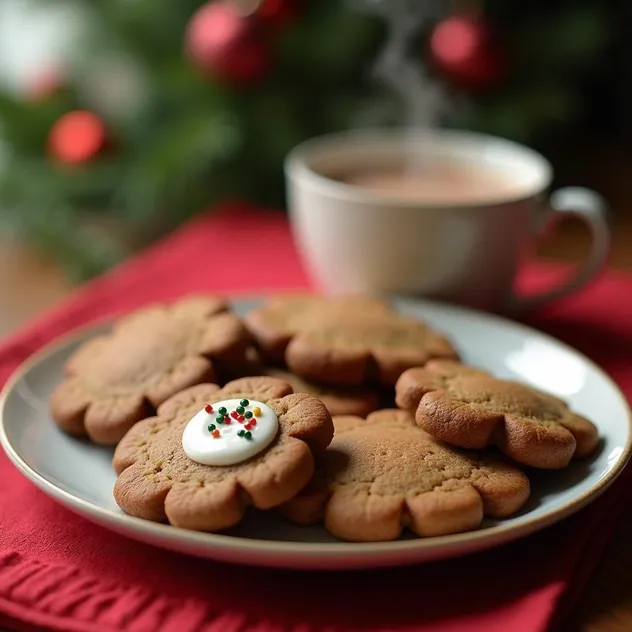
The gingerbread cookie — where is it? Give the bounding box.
[244,294,395,361]
[281,410,530,541]
[50,296,251,445]
[285,314,459,386]
[113,376,334,531]
[395,361,599,469]
[263,368,379,417]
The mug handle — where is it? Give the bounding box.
[509,187,612,311]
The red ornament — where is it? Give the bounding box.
[256,0,299,27]
[429,16,506,91]
[185,1,270,84]
[205,404,214,413]
[48,110,107,165]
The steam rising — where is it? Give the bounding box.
[353,0,449,170]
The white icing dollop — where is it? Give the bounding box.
[181,398,278,466]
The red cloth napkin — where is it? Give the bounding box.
[1,205,631,632]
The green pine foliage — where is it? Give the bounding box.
[0,0,611,279]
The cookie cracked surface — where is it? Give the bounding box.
[285,314,459,386]
[281,409,530,541]
[244,294,395,361]
[113,376,334,532]
[395,361,599,469]
[50,296,251,445]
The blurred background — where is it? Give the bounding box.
[0,0,629,334]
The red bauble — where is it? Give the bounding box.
[185,1,270,84]
[430,16,506,91]
[48,110,107,165]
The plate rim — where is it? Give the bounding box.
[1,295,631,564]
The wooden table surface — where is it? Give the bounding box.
[1,212,632,632]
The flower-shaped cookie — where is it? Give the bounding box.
[395,361,599,469]
[113,376,334,531]
[285,314,459,386]
[51,296,251,445]
[244,294,395,361]
[281,410,530,541]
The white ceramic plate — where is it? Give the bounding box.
[1,297,630,570]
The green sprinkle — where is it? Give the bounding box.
[207,424,216,432]
[236,406,245,415]
[244,411,253,419]
[216,416,224,424]
[218,407,227,415]
[244,431,252,440]
[240,399,249,407]
[237,430,245,437]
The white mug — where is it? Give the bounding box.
[284,129,611,312]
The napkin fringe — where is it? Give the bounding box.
[0,550,257,632]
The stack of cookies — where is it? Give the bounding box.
[49,294,599,542]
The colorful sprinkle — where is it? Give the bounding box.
[231,411,239,419]
[237,430,245,437]
[253,407,261,417]
[215,416,224,424]
[248,419,257,427]
[244,431,252,440]
[237,415,245,422]
[245,411,253,419]
[236,406,245,415]
[240,399,249,407]
[207,424,216,432]
[212,429,220,438]
[204,404,213,414]
[218,407,227,415]
[245,422,254,431]
[224,415,230,424]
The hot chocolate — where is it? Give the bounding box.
[339,162,521,204]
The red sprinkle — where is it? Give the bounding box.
[224,416,231,425]
[245,422,254,430]
[204,404,213,413]
[249,419,257,427]
[230,411,239,419]
[211,430,220,438]
[237,415,245,422]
